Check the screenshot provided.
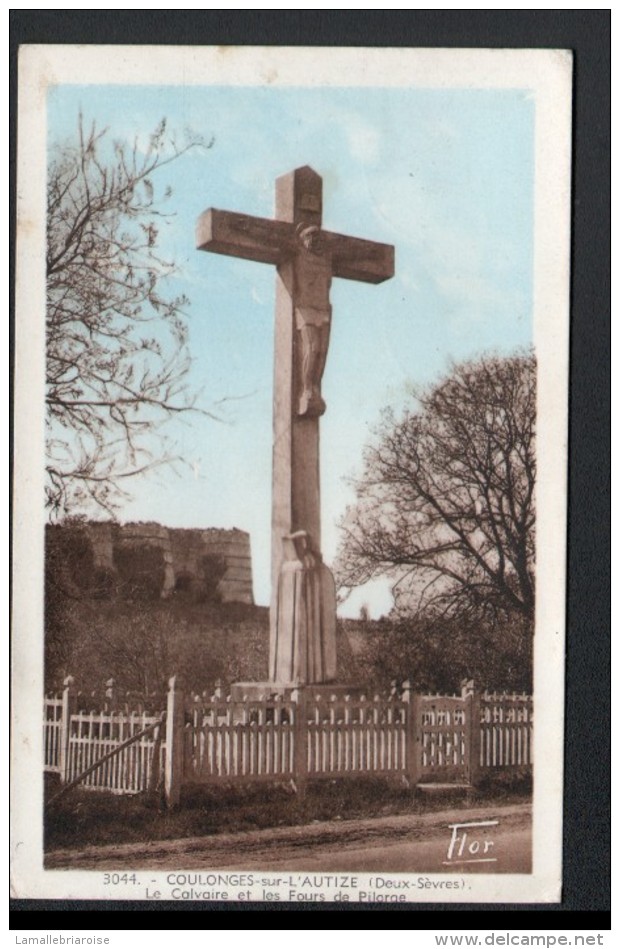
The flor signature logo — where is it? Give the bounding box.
[443,819,499,866]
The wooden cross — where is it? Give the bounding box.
[197,165,394,685]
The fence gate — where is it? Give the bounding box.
[417,693,471,784]
[44,680,166,796]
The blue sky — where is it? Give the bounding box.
[48,83,534,614]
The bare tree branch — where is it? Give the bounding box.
[335,351,536,628]
[46,115,214,516]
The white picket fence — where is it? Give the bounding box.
[306,695,409,778]
[185,697,294,783]
[480,691,533,769]
[183,693,410,786]
[44,678,533,803]
[44,694,64,774]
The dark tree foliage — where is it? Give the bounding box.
[347,613,532,694]
[337,352,536,630]
[44,520,94,683]
[198,554,227,603]
[113,543,165,601]
[46,116,211,516]
[93,609,180,696]
[174,572,193,594]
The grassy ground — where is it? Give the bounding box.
[44,770,531,851]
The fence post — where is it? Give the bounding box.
[165,675,185,808]
[462,679,481,788]
[401,680,420,789]
[58,675,76,783]
[292,687,307,798]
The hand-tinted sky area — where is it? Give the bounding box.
[48,84,534,615]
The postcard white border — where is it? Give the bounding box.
[12,45,572,903]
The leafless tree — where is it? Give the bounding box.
[46,115,211,516]
[336,352,536,628]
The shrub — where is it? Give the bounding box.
[174,571,193,594]
[113,543,165,601]
[92,567,117,599]
[197,554,227,603]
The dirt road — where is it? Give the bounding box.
[46,803,531,874]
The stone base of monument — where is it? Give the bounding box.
[230,681,366,702]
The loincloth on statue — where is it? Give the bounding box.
[295,305,332,329]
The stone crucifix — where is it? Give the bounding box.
[197,166,394,687]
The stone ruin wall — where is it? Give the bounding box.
[79,522,254,604]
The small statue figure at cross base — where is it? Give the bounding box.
[197,165,394,691]
[272,530,337,683]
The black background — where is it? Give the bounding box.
[9,8,610,932]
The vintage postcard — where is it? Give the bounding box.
[12,45,572,903]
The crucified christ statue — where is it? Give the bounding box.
[293,223,332,418]
[196,165,394,686]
